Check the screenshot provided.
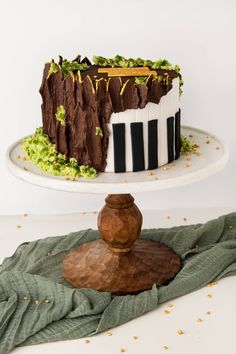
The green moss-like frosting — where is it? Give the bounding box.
[180,134,195,154]
[95,127,103,137]
[135,76,147,84]
[47,59,89,79]
[22,128,97,179]
[55,105,66,125]
[93,54,183,95]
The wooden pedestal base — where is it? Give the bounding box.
[62,194,181,294]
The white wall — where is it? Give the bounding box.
[0,0,235,215]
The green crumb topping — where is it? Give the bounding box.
[95,127,103,137]
[93,54,183,95]
[22,127,97,179]
[180,134,195,154]
[55,105,66,125]
[47,58,89,79]
[135,76,147,84]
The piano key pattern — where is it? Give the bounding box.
[110,110,181,173]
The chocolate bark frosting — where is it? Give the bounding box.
[39,57,180,172]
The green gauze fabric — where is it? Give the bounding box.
[0,212,236,354]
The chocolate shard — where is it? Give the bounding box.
[81,56,91,66]
[72,54,81,63]
[137,84,148,109]
[148,79,166,105]
[120,80,139,111]
[107,77,123,113]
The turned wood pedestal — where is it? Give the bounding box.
[62,194,181,294]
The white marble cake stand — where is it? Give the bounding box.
[7,126,228,194]
[6,125,229,294]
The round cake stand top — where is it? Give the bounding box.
[6,126,229,194]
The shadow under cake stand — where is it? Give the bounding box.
[7,126,229,294]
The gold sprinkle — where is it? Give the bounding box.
[23,156,27,161]
[163,166,170,171]
[207,293,212,298]
[216,146,220,150]
[106,331,113,336]
[183,217,187,222]
[189,134,193,138]
[35,300,40,305]
[23,213,28,217]
[17,155,21,159]
[193,151,201,156]
[207,281,218,287]
[206,311,211,315]
[133,336,139,340]
[184,163,190,168]
[229,225,233,230]
[192,244,199,250]
[155,176,159,180]
[82,212,86,214]
[16,225,21,229]
[164,309,170,314]
[163,345,169,350]
[23,167,28,171]
[167,303,173,308]
[120,349,126,353]
[206,140,210,144]
[44,299,50,303]
[47,251,52,256]
[167,216,171,219]
[177,329,184,335]
[65,177,71,181]
[197,318,203,323]
[186,156,191,161]
[23,296,28,300]
[123,179,128,183]
[147,171,154,176]
[85,339,90,344]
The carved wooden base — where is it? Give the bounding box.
[62,194,181,294]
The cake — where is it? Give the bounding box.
[38,54,183,174]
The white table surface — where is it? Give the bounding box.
[1,207,236,354]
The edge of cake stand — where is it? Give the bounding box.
[6,126,229,194]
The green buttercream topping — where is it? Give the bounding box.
[95,127,103,137]
[22,128,97,179]
[47,59,89,79]
[180,134,194,154]
[93,54,183,95]
[55,105,66,125]
[135,76,147,84]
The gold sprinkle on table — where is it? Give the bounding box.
[23,296,28,300]
[120,348,126,353]
[177,329,184,335]
[229,225,233,230]
[35,300,40,305]
[155,176,159,180]
[147,171,154,176]
[23,167,28,171]
[184,163,190,168]
[163,345,169,350]
[47,251,52,256]
[17,155,21,159]
[208,281,218,287]
[85,339,90,344]
[216,146,220,150]
[23,213,28,217]
[106,332,113,336]
[16,225,21,229]
[197,318,203,323]
[164,309,170,314]
[207,293,212,298]
[206,140,210,144]
[183,217,187,222]
[167,303,173,308]
[206,311,211,315]
[133,336,139,340]
[44,299,50,303]
[167,216,171,219]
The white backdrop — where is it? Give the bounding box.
[0,0,235,215]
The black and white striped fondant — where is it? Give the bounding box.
[109,111,181,173]
[105,77,181,173]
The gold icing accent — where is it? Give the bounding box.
[98,67,157,77]
[82,75,95,94]
[120,80,130,96]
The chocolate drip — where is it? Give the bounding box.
[40,64,179,172]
